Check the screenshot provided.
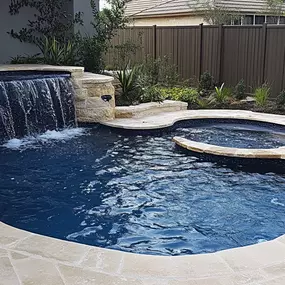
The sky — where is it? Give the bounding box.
[100,0,110,10]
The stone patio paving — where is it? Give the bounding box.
[1,220,285,284]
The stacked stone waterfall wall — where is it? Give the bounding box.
[0,65,116,124]
[72,72,115,123]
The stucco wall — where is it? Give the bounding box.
[0,3,38,64]
[0,0,98,64]
[74,0,96,35]
[129,15,205,26]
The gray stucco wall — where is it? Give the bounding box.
[0,0,98,64]
[74,0,98,35]
[0,3,38,64]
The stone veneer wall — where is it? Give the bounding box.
[72,72,115,123]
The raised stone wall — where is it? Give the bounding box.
[74,72,115,123]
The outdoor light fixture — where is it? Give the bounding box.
[101,95,112,102]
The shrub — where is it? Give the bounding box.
[78,1,130,73]
[139,55,181,87]
[197,98,210,109]
[255,84,270,107]
[111,37,142,70]
[198,71,214,95]
[158,87,198,104]
[276,90,285,107]
[140,86,164,103]
[10,54,42,64]
[234,79,246,100]
[214,83,231,104]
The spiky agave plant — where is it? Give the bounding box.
[116,63,140,105]
[37,36,76,66]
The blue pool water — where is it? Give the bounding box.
[1,122,285,256]
[175,119,285,149]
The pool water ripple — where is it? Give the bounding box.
[1,123,285,256]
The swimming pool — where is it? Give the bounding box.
[1,121,285,256]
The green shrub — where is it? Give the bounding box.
[159,87,198,104]
[197,98,210,109]
[234,79,246,100]
[10,54,42,64]
[255,84,270,107]
[276,90,285,107]
[214,83,231,104]
[198,71,214,95]
[111,37,142,70]
[139,55,181,87]
[140,85,164,103]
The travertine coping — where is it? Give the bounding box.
[0,64,84,76]
[173,137,285,160]
[81,72,114,84]
[103,109,285,160]
[102,109,285,130]
[1,221,285,284]
[115,100,188,118]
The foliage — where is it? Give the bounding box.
[197,98,210,109]
[234,79,246,100]
[37,37,76,66]
[8,0,82,45]
[140,85,164,103]
[211,83,232,104]
[198,71,214,95]
[8,0,130,72]
[266,0,284,16]
[255,84,270,107]
[139,55,181,87]
[111,36,142,70]
[10,54,42,64]
[158,87,198,104]
[78,0,130,73]
[10,37,76,65]
[116,64,140,105]
[191,0,241,25]
[276,90,285,107]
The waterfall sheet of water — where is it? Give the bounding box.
[0,74,76,140]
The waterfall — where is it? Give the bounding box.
[0,73,76,140]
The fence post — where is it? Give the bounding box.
[198,23,203,80]
[261,23,268,84]
[153,25,157,60]
[218,24,224,84]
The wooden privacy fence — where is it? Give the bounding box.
[106,24,285,98]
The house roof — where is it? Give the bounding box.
[125,0,285,18]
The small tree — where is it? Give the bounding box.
[8,0,82,45]
[266,0,284,23]
[78,0,130,73]
[190,0,240,25]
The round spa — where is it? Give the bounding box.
[1,115,285,256]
